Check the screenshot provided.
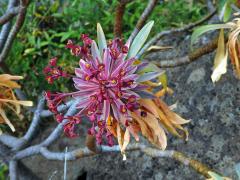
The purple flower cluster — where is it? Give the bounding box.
[44,35,144,145]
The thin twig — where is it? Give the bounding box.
[0,134,20,148]
[136,9,216,59]
[39,147,94,160]
[0,0,28,63]
[0,98,76,150]
[41,99,80,147]
[9,160,17,180]
[64,147,68,180]
[16,143,216,179]
[127,0,158,43]
[0,0,18,52]
[40,99,75,118]
[14,99,80,160]
[0,6,20,26]
[0,142,13,164]
[0,23,12,52]
[23,96,45,142]
[152,36,219,67]
[12,96,45,150]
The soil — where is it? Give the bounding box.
[22,27,240,180]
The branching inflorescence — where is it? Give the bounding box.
[43,22,189,159]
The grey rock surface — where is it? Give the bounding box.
[23,31,240,180]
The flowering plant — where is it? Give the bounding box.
[0,74,33,134]
[44,22,189,157]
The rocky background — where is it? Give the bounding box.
[22,30,240,180]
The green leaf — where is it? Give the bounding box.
[191,24,232,45]
[158,72,168,90]
[60,32,74,42]
[97,23,107,57]
[137,63,161,74]
[128,21,154,58]
[219,0,233,22]
[40,41,49,47]
[23,48,36,56]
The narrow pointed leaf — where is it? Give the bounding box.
[128,21,154,58]
[211,29,228,82]
[135,90,156,99]
[97,23,107,57]
[117,123,123,151]
[156,99,190,125]
[136,62,161,74]
[191,24,232,45]
[0,99,33,106]
[219,0,233,22]
[142,113,167,150]
[137,71,164,82]
[0,109,15,132]
[0,74,23,81]
[122,129,130,152]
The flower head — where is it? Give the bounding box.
[44,22,189,155]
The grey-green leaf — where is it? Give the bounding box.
[97,23,107,57]
[128,21,154,58]
[137,71,164,83]
[135,90,156,99]
[191,24,232,45]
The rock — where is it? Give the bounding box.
[154,172,163,180]
[187,68,206,84]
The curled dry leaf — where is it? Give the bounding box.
[192,18,240,81]
[228,18,240,78]
[139,98,189,141]
[0,74,33,132]
[146,45,173,54]
[211,29,228,82]
[131,112,167,150]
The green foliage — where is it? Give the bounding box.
[0,163,8,180]
[217,0,237,22]
[191,24,232,45]
[5,0,206,99]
